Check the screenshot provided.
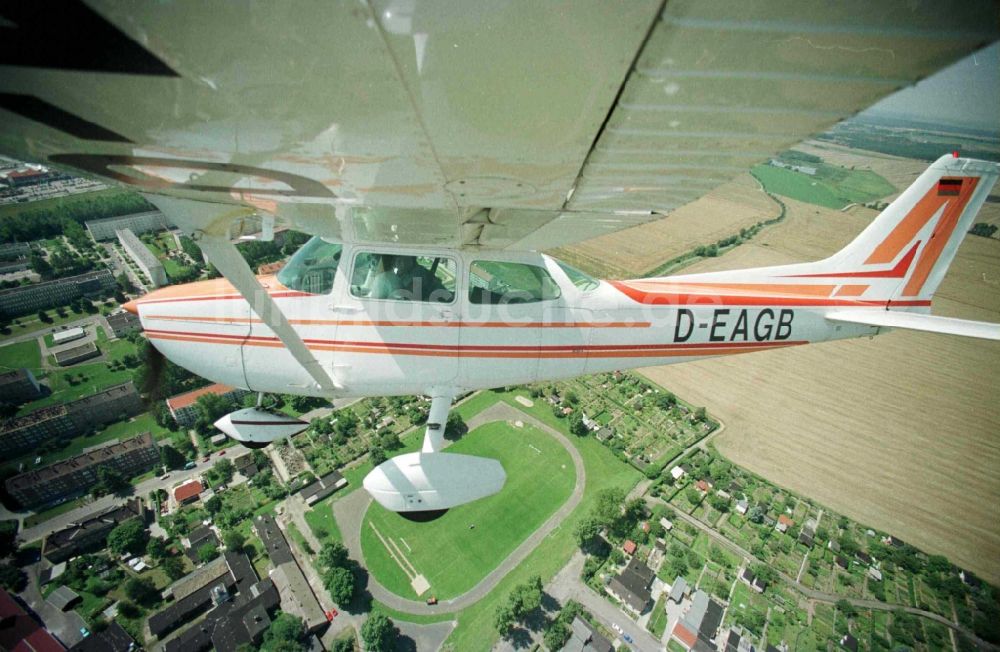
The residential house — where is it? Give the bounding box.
[695,479,711,493]
[233,452,260,478]
[560,616,613,652]
[667,576,689,604]
[299,470,347,506]
[735,498,749,515]
[43,498,148,563]
[6,432,157,509]
[185,525,220,562]
[670,466,685,481]
[868,567,883,582]
[776,514,793,533]
[835,556,850,570]
[253,515,327,632]
[856,551,872,566]
[606,557,654,615]
[68,622,136,652]
[622,540,637,556]
[670,589,725,651]
[0,588,65,652]
[740,567,767,593]
[840,633,859,652]
[174,479,204,506]
[0,368,42,406]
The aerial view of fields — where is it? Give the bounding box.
[620,150,1000,585]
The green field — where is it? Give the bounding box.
[361,420,575,599]
[0,339,41,370]
[751,162,895,209]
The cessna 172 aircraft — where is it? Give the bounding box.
[0,2,998,515]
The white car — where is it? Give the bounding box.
[611,623,623,635]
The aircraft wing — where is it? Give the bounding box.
[0,1,997,250]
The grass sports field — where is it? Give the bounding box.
[750,162,895,210]
[360,420,575,600]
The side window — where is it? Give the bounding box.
[275,237,342,295]
[469,261,561,304]
[350,253,456,303]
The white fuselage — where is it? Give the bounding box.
[132,245,881,398]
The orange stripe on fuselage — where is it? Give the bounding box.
[620,281,837,298]
[143,314,651,329]
[901,177,979,297]
[145,329,806,359]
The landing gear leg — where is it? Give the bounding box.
[421,392,455,454]
[363,390,506,515]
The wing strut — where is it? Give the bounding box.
[142,196,339,393]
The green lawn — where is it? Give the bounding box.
[0,339,41,370]
[751,163,895,209]
[361,420,575,599]
[442,404,642,650]
[303,499,343,543]
[648,595,668,637]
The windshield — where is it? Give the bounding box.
[276,237,342,294]
[555,260,600,291]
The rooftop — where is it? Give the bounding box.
[0,588,65,652]
[174,479,204,503]
[6,433,155,491]
[116,228,163,270]
[44,499,143,551]
[167,383,238,411]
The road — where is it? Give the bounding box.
[16,444,251,543]
[335,402,586,616]
[657,501,997,650]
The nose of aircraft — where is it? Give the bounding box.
[123,299,139,314]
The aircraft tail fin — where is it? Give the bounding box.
[806,154,999,309]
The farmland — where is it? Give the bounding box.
[641,185,1000,584]
[750,159,895,210]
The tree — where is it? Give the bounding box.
[124,577,159,607]
[107,519,148,555]
[444,412,466,440]
[569,413,588,436]
[748,506,765,524]
[204,495,223,514]
[318,541,350,570]
[836,598,858,619]
[214,458,235,484]
[369,445,386,466]
[574,514,603,548]
[160,444,186,470]
[261,613,308,652]
[93,467,130,497]
[161,555,186,580]
[494,602,516,636]
[194,392,231,433]
[694,406,707,421]
[323,566,354,605]
[223,530,246,552]
[361,611,396,652]
[118,600,142,619]
[198,542,219,563]
[146,536,168,559]
[0,563,26,592]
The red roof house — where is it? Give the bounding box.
[174,479,204,504]
[0,588,65,652]
[671,621,698,649]
[623,540,637,555]
[695,479,711,493]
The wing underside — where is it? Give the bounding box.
[0,0,996,249]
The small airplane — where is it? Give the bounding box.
[0,2,997,516]
[134,153,999,514]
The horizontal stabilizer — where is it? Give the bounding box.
[826,310,1000,341]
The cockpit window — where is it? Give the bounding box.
[275,237,342,295]
[469,261,561,304]
[350,252,456,303]
[555,260,600,292]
